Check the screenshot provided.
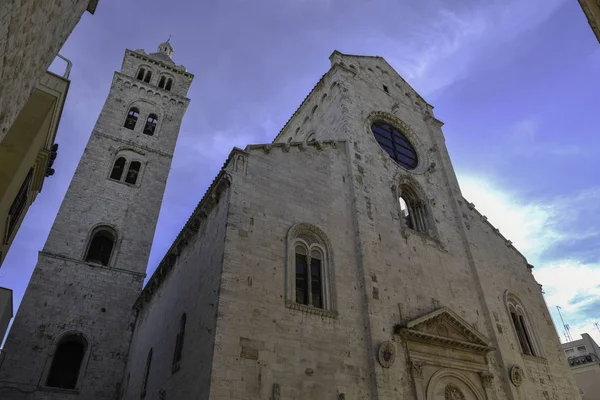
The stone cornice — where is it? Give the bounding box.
[399,328,494,354]
[125,50,194,79]
[462,196,529,266]
[246,140,343,154]
[39,251,146,278]
[133,149,243,313]
[114,72,190,105]
[407,307,491,346]
[93,131,173,158]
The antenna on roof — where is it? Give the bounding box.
[557,306,573,342]
[167,34,172,43]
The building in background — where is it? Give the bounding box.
[0,61,70,267]
[578,0,600,43]
[563,333,600,399]
[0,0,98,143]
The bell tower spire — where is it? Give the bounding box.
[0,44,193,398]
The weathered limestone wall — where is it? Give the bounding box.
[0,255,143,400]
[209,142,373,399]
[463,200,582,399]
[122,185,230,400]
[0,0,97,142]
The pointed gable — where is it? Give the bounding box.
[397,307,494,354]
[328,50,431,108]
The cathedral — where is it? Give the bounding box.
[0,42,581,400]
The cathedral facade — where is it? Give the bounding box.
[0,44,580,400]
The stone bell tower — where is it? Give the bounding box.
[0,42,193,399]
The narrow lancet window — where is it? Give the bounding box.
[172,313,186,371]
[143,70,152,83]
[124,108,139,130]
[85,229,115,266]
[165,78,173,91]
[158,76,166,89]
[46,335,87,389]
[398,186,428,233]
[125,161,141,185]
[136,68,146,81]
[143,114,158,136]
[295,245,308,305]
[110,157,126,180]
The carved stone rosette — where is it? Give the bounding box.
[509,365,524,387]
[377,341,396,368]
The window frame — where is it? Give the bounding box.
[124,107,140,130]
[143,114,158,136]
[171,313,186,373]
[285,223,336,316]
[505,292,543,358]
[108,151,145,187]
[40,331,91,392]
[83,225,118,267]
[141,348,153,399]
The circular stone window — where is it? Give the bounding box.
[371,121,418,169]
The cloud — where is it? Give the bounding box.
[458,173,600,344]
[507,117,583,157]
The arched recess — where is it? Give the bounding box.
[504,290,543,357]
[391,175,436,237]
[41,331,92,390]
[83,224,118,266]
[108,148,146,187]
[122,99,162,135]
[426,368,485,400]
[285,223,336,313]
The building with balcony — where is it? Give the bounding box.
[563,333,600,399]
[0,59,70,267]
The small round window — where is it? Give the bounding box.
[371,121,418,170]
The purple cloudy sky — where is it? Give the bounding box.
[1,0,599,345]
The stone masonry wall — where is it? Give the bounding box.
[0,0,96,142]
[209,142,373,400]
[121,185,230,400]
[0,254,143,400]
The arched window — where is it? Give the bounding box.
[125,161,141,185]
[124,107,139,130]
[306,132,316,143]
[136,68,146,81]
[172,313,186,371]
[286,223,335,313]
[158,76,166,89]
[143,70,152,83]
[141,348,152,398]
[165,78,173,91]
[506,293,540,357]
[398,185,428,233]
[110,157,126,180]
[143,114,158,136]
[46,334,87,389]
[85,228,115,266]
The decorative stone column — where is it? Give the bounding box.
[411,361,426,400]
[479,371,496,400]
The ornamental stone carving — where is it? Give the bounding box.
[445,384,466,400]
[272,383,281,400]
[377,341,396,368]
[509,364,524,387]
[479,371,494,388]
[410,361,425,378]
